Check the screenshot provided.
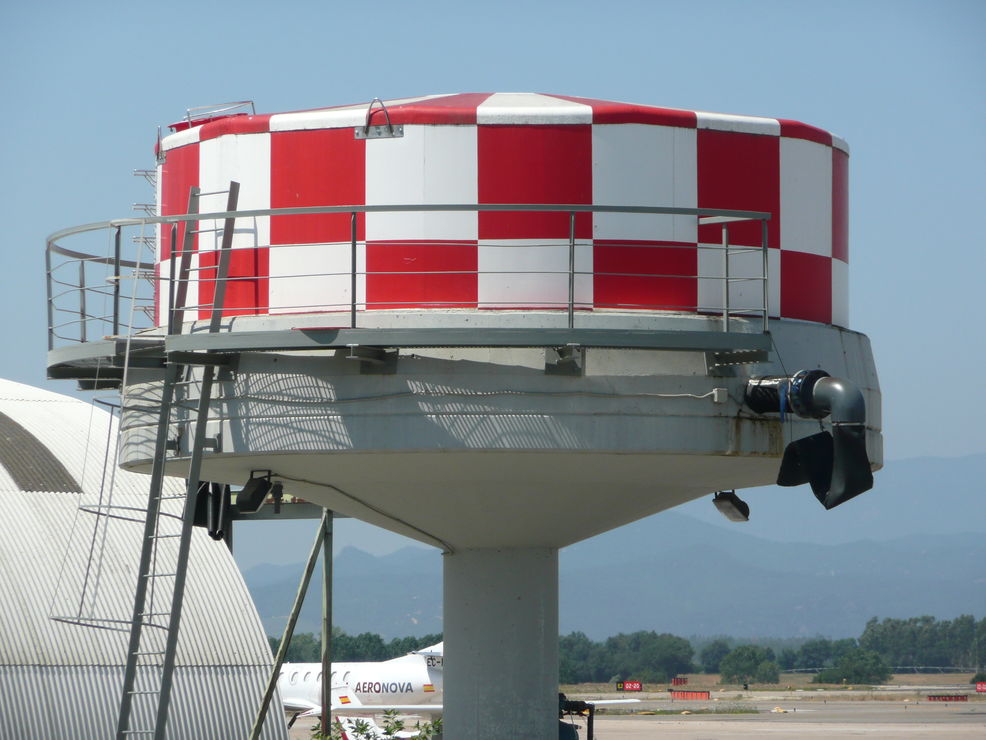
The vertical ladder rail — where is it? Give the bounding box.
[153,365,216,739]
[208,181,240,334]
[170,187,201,333]
[116,180,240,738]
[155,181,238,736]
[116,361,183,740]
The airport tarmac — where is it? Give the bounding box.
[288,696,986,738]
[580,699,986,738]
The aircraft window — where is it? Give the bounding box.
[317,672,322,682]
[343,671,351,682]
[290,672,298,685]
[304,672,311,683]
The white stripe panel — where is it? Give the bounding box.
[198,133,272,313]
[477,239,592,308]
[695,111,780,136]
[268,241,364,316]
[831,134,850,154]
[831,257,849,327]
[780,137,832,257]
[476,93,593,124]
[592,124,697,242]
[366,125,478,241]
[269,95,452,132]
[697,244,780,318]
[161,126,201,152]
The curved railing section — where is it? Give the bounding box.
[46,203,770,351]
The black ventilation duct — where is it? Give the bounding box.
[745,370,873,509]
[193,481,230,540]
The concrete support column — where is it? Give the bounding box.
[443,547,559,740]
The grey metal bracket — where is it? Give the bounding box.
[345,344,398,374]
[705,348,769,376]
[354,97,404,139]
[545,344,584,376]
[166,351,235,367]
[164,430,182,453]
[354,123,404,139]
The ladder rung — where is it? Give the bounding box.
[157,495,186,500]
[133,650,166,656]
[128,690,159,695]
[142,572,177,578]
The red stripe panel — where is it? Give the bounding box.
[198,247,267,319]
[697,130,779,248]
[778,119,833,147]
[478,125,592,240]
[832,149,849,262]
[270,129,366,244]
[366,240,478,309]
[552,94,697,127]
[198,114,273,141]
[781,251,832,324]
[370,93,495,125]
[159,144,200,260]
[593,240,697,311]
[158,144,199,323]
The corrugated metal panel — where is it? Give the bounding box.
[0,665,286,740]
[0,379,288,739]
[0,409,80,491]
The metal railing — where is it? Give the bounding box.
[46,203,770,351]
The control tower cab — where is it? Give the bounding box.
[46,93,881,740]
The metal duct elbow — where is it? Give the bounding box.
[745,370,874,510]
[810,375,865,426]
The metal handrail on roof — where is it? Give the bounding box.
[45,202,771,381]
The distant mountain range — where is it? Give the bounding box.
[241,454,985,640]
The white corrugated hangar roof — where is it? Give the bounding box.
[0,378,287,739]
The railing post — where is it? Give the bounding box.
[78,261,87,343]
[721,224,730,332]
[351,211,357,329]
[113,226,121,336]
[167,224,177,335]
[761,218,769,333]
[568,210,576,329]
[45,246,54,351]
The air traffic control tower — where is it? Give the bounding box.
[47,94,881,739]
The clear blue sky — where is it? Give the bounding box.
[3,1,983,561]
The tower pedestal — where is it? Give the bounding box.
[444,547,559,740]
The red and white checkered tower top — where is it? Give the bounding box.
[157,93,850,328]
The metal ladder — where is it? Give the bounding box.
[115,182,239,740]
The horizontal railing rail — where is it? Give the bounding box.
[46,203,770,352]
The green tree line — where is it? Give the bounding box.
[271,614,984,686]
[270,628,442,662]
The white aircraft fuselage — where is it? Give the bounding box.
[278,643,444,714]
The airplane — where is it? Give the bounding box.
[278,642,444,738]
[278,642,639,738]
